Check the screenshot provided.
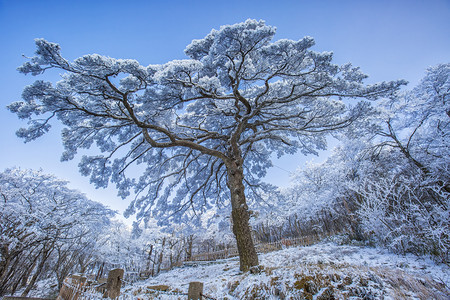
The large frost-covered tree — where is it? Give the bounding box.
[9,20,405,271]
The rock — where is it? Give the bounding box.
[147,285,170,291]
[249,265,264,274]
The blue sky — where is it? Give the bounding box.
[0,0,449,222]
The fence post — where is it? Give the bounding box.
[103,268,124,299]
[188,281,203,300]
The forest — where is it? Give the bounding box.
[1,19,448,298]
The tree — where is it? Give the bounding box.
[0,168,114,295]
[373,63,449,190]
[9,20,405,271]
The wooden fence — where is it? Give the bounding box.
[189,231,337,262]
[56,276,105,300]
[256,231,335,253]
[190,247,239,262]
[57,269,125,300]
[57,231,338,299]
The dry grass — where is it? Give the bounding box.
[231,261,449,299]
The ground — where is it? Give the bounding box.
[122,240,450,299]
[12,240,450,299]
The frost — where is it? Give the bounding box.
[0,168,115,294]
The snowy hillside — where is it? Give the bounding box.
[123,241,449,299]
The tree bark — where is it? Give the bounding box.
[226,162,259,272]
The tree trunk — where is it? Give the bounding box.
[12,258,39,294]
[21,246,53,297]
[146,245,153,270]
[226,162,259,272]
[185,235,194,261]
[156,237,165,275]
[95,262,105,281]
[0,244,14,295]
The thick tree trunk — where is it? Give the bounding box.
[226,162,259,272]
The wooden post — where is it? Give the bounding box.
[188,281,203,300]
[56,275,86,300]
[103,268,124,299]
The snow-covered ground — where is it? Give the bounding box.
[123,241,449,299]
[10,277,59,299]
[15,241,449,299]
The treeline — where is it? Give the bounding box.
[0,169,115,296]
[0,169,236,296]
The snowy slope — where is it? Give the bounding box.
[123,241,449,299]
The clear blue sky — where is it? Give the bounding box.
[0,0,449,222]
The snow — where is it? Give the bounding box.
[266,243,449,285]
[13,277,59,299]
[122,241,450,299]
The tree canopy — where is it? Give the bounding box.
[9,19,406,270]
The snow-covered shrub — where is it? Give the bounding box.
[275,64,449,260]
[351,64,449,259]
[354,174,449,260]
